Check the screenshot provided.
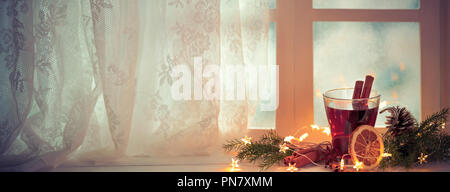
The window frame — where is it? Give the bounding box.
[248,0,441,138]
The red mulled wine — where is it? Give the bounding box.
[325,106,379,157]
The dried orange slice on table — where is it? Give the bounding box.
[349,125,384,171]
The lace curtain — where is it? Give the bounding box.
[0,0,271,171]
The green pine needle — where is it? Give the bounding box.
[380,108,450,169]
[223,131,291,171]
[224,108,450,171]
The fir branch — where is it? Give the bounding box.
[223,138,245,152]
[223,131,290,171]
[258,152,288,171]
[418,108,448,132]
[236,143,278,161]
[259,130,284,145]
[380,108,450,169]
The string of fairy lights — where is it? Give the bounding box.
[228,124,402,172]
[226,107,449,172]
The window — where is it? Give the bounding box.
[248,21,277,130]
[313,21,421,127]
[313,0,420,10]
[272,0,441,137]
[248,0,278,130]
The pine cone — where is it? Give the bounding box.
[380,106,417,136]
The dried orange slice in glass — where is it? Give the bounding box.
[349,125,383,171]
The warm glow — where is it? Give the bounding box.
[340,158,345,171]
[380,101,388,109]
[299,133,309,142]
[279,143,289,153]
[382,153,392,158]
[230,167,240,172]
[442,122,446,129]
[230,158,241,172]
[392,91,398,99]
[399,62,405,71]
[353,161,363,172]
[311,124,331,136]
[284,136,295,143]
[315,89,322,98]
[310,124,320,130]
[391,73,399,81]
[368,70,376,79]
[418,153,428,164]
[322,127,331,136]
[286,163,298,172]
[231,158,239,168]
[241,136,252,145]
[285,133,308,143]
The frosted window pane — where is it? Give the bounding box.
[313,0,420,9]
[268,0,276,9]
[248,22,277,130]
[313,22,421,127]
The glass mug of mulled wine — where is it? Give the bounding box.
[323,88,380,158]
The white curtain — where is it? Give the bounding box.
[0,0,271,171]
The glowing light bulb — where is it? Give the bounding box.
[279,143,289,153]
[322,127,331,136]
[284,136,295,143]
[230,158,240,172]
[286,163,298,172]
[418,153,428,164]
[382,153,392,158]
[299,133,309,142]
[241,136,252,145]
[380,101,388,109]
[353,161,363,172]
[310,124,320,130]
[340,159,345,171]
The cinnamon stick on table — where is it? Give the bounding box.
[284,151,320,168]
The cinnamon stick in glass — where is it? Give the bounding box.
[361,75,374,99]
[360,75,374,110]
[352,80,364,99]
[352,80,364,110]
